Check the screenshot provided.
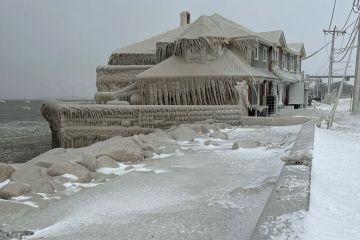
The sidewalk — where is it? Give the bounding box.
[304,124,360,240]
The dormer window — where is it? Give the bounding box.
[263,47,268,62]
[254,46,259,60]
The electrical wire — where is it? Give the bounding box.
[340,6,355,30]
[335,18,358,55]
[335,28,358,63]
[303,18,358,61]
[329,0,337,29]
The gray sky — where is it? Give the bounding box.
[0,0,357,99]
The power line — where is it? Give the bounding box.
[335,22,358,62]
[335,18,358,56]
[329,0,337,29]
[335,32,357,64]
[303,18,358,61]
[340,6,355,30]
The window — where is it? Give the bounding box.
[254,46,259,60]
[282,52,287,69]
[263,47,268,62]
[290,55,294,71]
[273,48,279,62]
[296,56,301,72]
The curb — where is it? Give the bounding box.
[250,121,315,239]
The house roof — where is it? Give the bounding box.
[178,15,228,40]
[136,48,276,80]
[287,43,306,57]
[272,68,301,83]
[209,14,256,38]
[112,24,190,55]
[112,14,271,56]
[257,30,287,47]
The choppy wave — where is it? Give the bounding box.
[0,121,50,140]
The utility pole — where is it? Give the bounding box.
[353,19,360,113]
[323,26,346,103]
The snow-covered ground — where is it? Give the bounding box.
[0,124,301,240]
[2,98,358,239]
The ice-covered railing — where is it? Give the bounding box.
[41,101,311,149]
[96,65,153,92]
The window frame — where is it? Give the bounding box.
[263,46,268,62]
[289,54,294,71]
[282,52,287,69]
[254,46,259,60]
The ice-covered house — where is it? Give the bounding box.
[42,12,306,148]
[96,12,305,113]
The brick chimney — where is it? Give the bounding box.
[180,11,190,26]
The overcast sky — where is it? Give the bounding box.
[0,0,357,99]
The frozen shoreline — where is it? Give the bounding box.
[0,123,301,239]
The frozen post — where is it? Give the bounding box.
[352,18,360,113]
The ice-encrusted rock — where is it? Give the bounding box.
[204,140,220,146]
[151,130,171,139]
[10,164,55,193]
[75,154,97,172]
[147,131,175,150]
[209,131,228,140]
[169,126,201,142]
[132,135,159,154]
[78,137,144,162]
[47,178,66,192]
[0,163,15,182]
[181,124,211,134]
[28,152,86,168]
[233,140,261,149]
[47,162,91,183]
[96,156,119,169]
[143,151,154,158]
[213,123,231,130]
[10,164,43,183]
[31,179,55,194]
[0,182,31,199]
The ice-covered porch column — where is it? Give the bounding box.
[278,83,284,107]
[257,84,261,105]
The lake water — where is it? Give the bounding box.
[0,100,51,163]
